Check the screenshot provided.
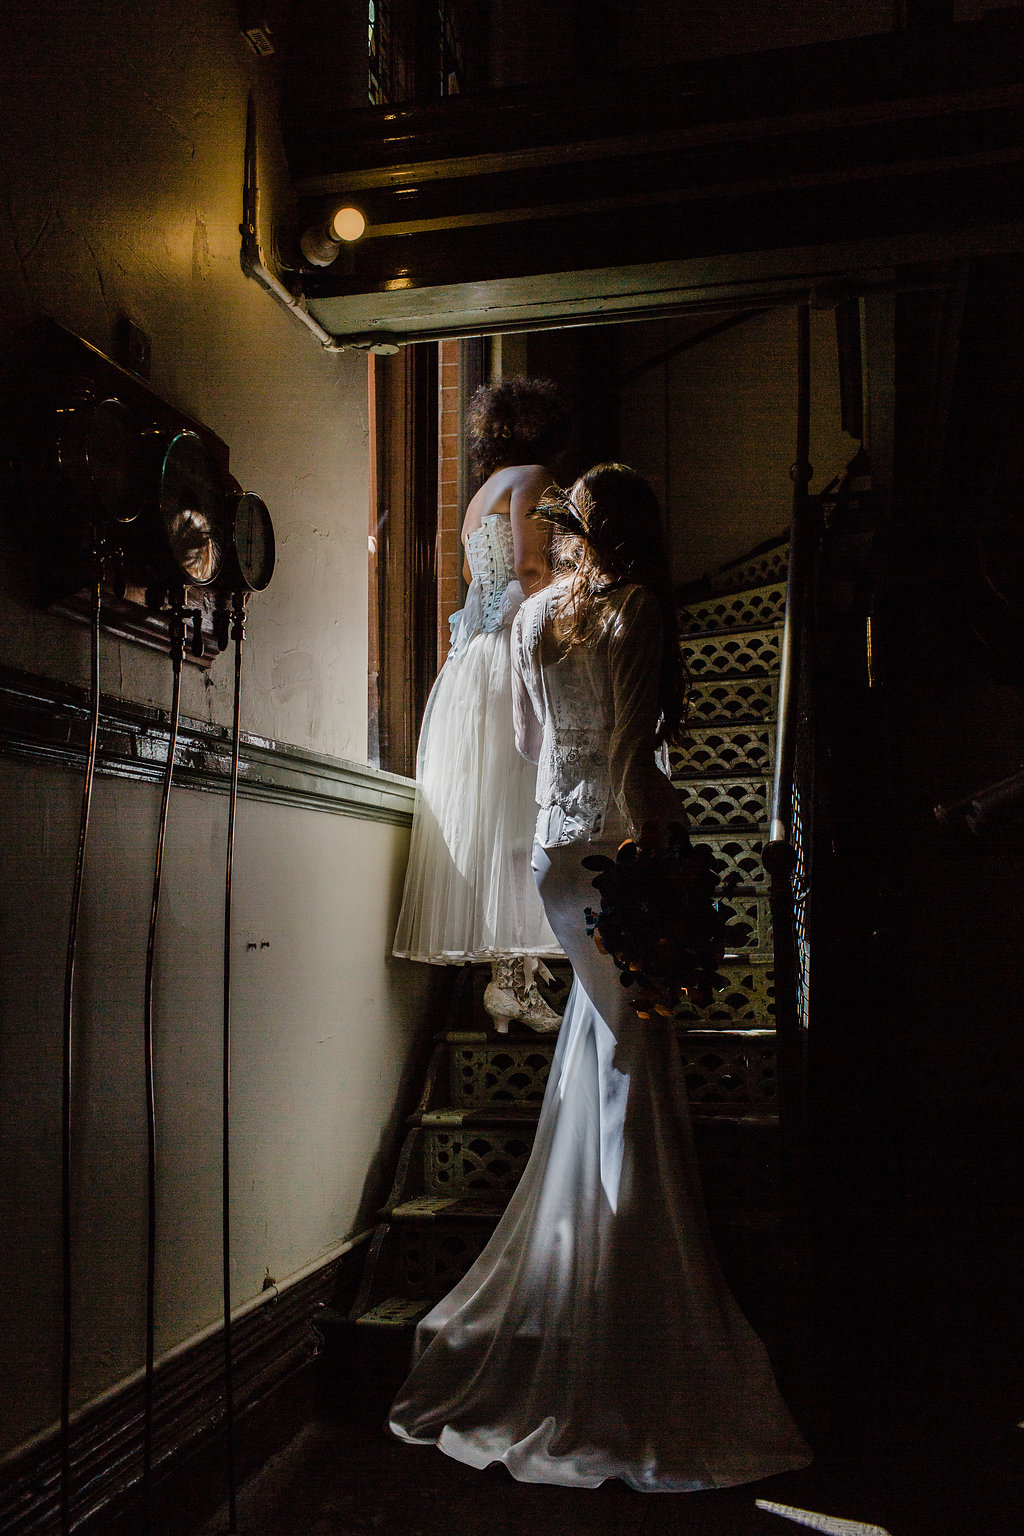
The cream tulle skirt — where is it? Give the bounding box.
[393,624,560,964]
[389,838,812,1490]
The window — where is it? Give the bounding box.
[368,338,487,775]
[368,0,470,105]
[368,0,394,105]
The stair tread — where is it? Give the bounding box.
[408,1105,778,1132]
[675,771,771,785]
[436,1020,775,1053]
[440,1029,559,1044]
[682,668,781,683]
[685,1026,777,1038]
[355,1296,433,1327]
[413,1106,542,1127]
[390,1193,508,1221]
[687,823,768,835]
[685,717,777,728]
[672,767,773,781]
[678,617,785,638]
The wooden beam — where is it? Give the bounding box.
[275,12,1024,341]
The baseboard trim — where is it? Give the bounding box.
[0,664,415,827]
[0,1239,367,1536]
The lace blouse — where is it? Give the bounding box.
[511,581,680,848]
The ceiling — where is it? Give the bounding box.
[274,10,1024,344]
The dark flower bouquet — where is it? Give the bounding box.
[582,820,747,1018]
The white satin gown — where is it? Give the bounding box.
[389,582,812,1490]
[392,513,560,963]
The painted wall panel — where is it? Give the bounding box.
[0,758,429,1454]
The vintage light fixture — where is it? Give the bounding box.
[331,205,366,241]
[300,205,367,266]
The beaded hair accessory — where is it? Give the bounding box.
[528,483,593,540]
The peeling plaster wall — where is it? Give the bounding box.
[0,0,430,1455]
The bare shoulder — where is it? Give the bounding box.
[463,464,554,540]
[462,468,512,537]
[508,463,555,498]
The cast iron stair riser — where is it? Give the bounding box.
[670,722,775,777]
[705,540,790,595]
[346,1023,781,1327]
[677,578,787,635]
[331,547,791,1355]
[683,625,783,679]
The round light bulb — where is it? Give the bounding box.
[331,206,366,242]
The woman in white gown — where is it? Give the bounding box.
[392,379,567,1029]
[389,464,812,1491]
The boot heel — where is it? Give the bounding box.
[483,975,517,1033]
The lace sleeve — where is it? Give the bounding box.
[511,599,544,764]
[608,585,679,835]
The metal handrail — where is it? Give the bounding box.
[764,301,815,1135]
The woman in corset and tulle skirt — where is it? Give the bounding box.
[392,378,568,1031]
[388,464,812,1492]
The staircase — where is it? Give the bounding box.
[318,538,793,1401]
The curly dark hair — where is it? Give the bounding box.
[466,378,569,478]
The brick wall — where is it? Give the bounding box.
[437,338,463,670]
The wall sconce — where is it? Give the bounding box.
[300,206,367,267]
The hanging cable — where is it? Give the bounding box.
[142,593,186,1534]
[221,593,246,1534]
[60,558,103,1536]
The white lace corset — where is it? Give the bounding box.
[466,514,516,630]
[449,515,523,655]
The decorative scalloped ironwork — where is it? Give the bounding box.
[670,725,774,778]
[393,1224,490,1300]
[688,677,776,723]
[721,893,773,954]
[675,962,775,1024]
[450,1043,554,1107]
[698,833,766,890]
[425,1128,534,1195]
[681,628,782,678]
[678,582,787,635]
[674,776,770,830]
[678,1033,777,1108]
[707,544,790,595]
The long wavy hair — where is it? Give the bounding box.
[540,463,689,747]
[466,378,569,478]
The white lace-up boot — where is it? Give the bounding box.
[483,957,562,1033]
